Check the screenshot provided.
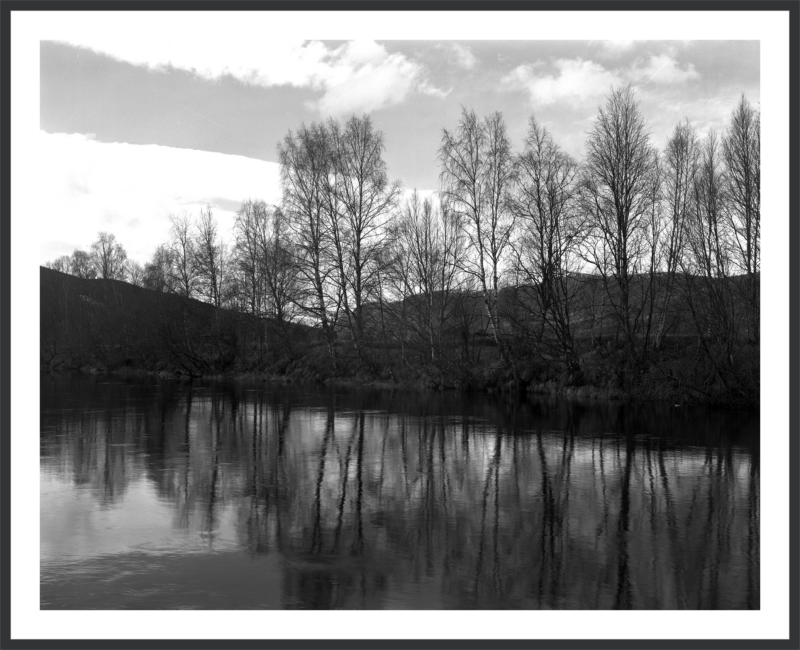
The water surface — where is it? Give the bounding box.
[40,374,759,609]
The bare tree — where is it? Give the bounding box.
[233,199,269,317]
[507,116,583,371]
[641,149,664,355]
[168,212,198,299]
[656,120,700,348]
[278,122,340,368]
[45,255,71,274]
[683,131,742,393]
[233,199,299,323]
[439,108,517,380]
[70,249,96,279]
[193,206,225,308]
[327,115,401,363]
[722,95,760,342]
[90,232,128,280]
[143,244,176,293]
[388,191,465,370]
[127,260,146,287]
[259,207,298,324]
[685,133,730,277]
[582,86,657,355]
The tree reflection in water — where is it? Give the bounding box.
[41,375,759,610]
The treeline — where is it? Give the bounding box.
[45,86,759,405]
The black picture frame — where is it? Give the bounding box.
[2,2,797,648]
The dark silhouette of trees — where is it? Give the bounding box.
[143,244,176,293]
[127,261,145,287]
[90,231,128,280]
[45,255,71,274]
[69,249,96,279]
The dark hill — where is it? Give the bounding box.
[40,267,311,375]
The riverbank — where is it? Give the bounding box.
[40,267,759,409]
[42,357,758,410]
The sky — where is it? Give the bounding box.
[39,31,759,265]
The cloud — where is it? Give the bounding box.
[503,58,621,106]
[54,24,444,117]
[308,41,446,116]
[37,132,280,264]
[438,43,478,70]
[502,54,700,108]
[629,54,700,86]
[598,40,637,55]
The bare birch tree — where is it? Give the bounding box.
[722,95,760,341]
[168,212,198,299]
[126,261,145,287]
[683,131,741,392]
[45,255,71,274]
[233,199,269,317]
[439,108,517,380]
[259,207,298,324]
[143,244,176,293]
[388,191,465,369]
[327,115,400,363]
[70,249,96,279]
[90,232,128,280]
[507,116,583,370]
[193,206,225,308]
[582,86,657,354]
[278,122,340,368]
[656,120,700,348]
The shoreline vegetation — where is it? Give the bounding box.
[44,364,636,402]
[41,265,757,408]
[43,88,759,408]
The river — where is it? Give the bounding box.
[40,373,759,610]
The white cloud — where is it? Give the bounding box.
[598,40,637,54]
[37,132,280,264]
[309,41,445,116]
[503,54,700,108]
[503,58,621,106]
[53,19,444,117]
[439,43,478,70]
[630,53,700,86]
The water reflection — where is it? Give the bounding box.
[40,374,759,610]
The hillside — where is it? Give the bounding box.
[40,267,313,376]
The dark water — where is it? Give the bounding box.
[40,373,759,610]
